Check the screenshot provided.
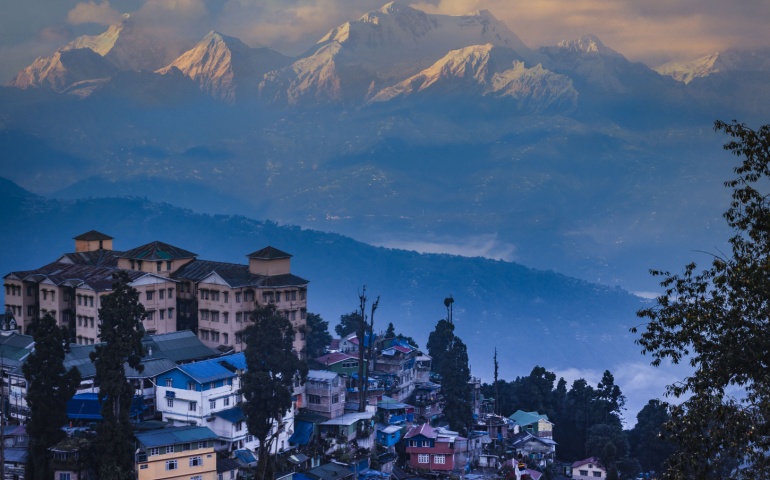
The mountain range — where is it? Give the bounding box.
[2,3,768,314]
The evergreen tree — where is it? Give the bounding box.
[628,400,677,474]
[384,322,396,339]
[441,335,473,432]
[90,271,145,480]
[23,312,81,480]
[242,304,308,480]
[305,312,332,360]
[426,319,454,375]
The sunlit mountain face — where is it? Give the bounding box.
[2,2,769,420]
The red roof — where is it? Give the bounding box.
[393,345,412,354]
[314,352,357,366]
[572,457,604,469]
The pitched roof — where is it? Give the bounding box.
[246,246,292,259]
[404,423,436,439]
[58,250,123,267]
[572,457,604,469]
[509,410,551,427]
[118,241,197,261]
[145,330,219,363]
[174,261,309,288]
[74,230,113,241]
[307,369,340,382]
[314,352,357,366]
[135,425,218,447]
[178,352,245,384]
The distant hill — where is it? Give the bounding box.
[0,177,644,379]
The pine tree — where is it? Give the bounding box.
[305,312,332,360]
[89,271,145,480]
[23,312,81,480]
[242,305,308,480]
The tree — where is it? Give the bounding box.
[426,319,455,375]
[440,335,473,432]
[628,400,677,474]
[23,312,81,480]
[242,304,308,480]
[384,322,396,339]
[305,312,332,359]
[335,311,363,338]
[89,271,145,479]
[633,121,770,479]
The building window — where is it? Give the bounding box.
[189,401,197,412]
[160,309,165,320]
[167,398,174,408]
[434,455,446,465]
[191,477,203,480]
[165,460,178,470]
[235,292,241,303]
[165,378,173,387]
[211,311,219,322]
[147,311,155,321]
[148,447,160,456]
[235,421,243,432]
[235,333,242,344]
[593,473,602,478]
[223,312,229,324]
[59,473,72,480]
[189,456,203,467]
[276,292,281,302]
[166,446,174,454]
[223,292,229,303]
[236,312,242,323]
[168,288,174,298]
[159,289,165,300]
[146,291,154,301]
[211,331,220,342]
[198,441,207,449]
[223,333,229,345]
[308,395,321,405]
[188,382,196,391]
[168,308,174,319]
[580,471,589,477]
[418,454,429,464]
[166,261,172,271]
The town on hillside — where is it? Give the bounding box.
[1,231,643,480]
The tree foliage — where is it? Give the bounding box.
[628,400,677,474]
[90,271,145,479]
[335,311,363,338]
[428,319,472,432]
[242,304,308,480]
[23,312,81,480]
[305,312,332,360]
[633,121,770,479]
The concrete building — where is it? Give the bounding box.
[134,425,219,480]
[2,231,309,356]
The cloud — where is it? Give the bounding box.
[374,233,517,261]
[409,0,770,64]
[68,1,122,26]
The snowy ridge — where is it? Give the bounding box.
[655,50,770,84]
[370,43,576,112]
[8,48,117,92]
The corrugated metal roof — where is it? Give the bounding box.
[307,370,339,381]
[136,425,218,448]
[214,406,244,423]
[178,352,245,384]
[148,331,219,363]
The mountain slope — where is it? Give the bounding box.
[0,178,645,387]
[8,48,117,92]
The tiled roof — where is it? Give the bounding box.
[572,457,603,469]
[74,230,113,241]
[173,260,308,288]
[136,425,218,448]
[5,262,144,293]
[172,259,245,282]
[118,241,197,261]
[246,246,292,259]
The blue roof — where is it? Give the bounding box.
[289,420,314,446]
[214,406,244,423]
[66,393,145,420]
[179,352,245,384]
[234,449,257,466]
[136,425,218,448]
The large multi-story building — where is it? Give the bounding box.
[2,231,309,356]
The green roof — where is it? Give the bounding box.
[508,410,551,427]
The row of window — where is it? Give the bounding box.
[4,284,21,296]
[417,454,446,464]
[165,455,204,470]
[5,304,21,317]
[199,329,227,344]
[146,308,174,321]
[146,288,174,301]
[76,294,95,307]
[199,310,227,323]
[76,336,95,345]
[77,315,96,328]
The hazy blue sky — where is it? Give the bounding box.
[3,0,769,82]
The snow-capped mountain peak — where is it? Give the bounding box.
[554,34,622,57]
